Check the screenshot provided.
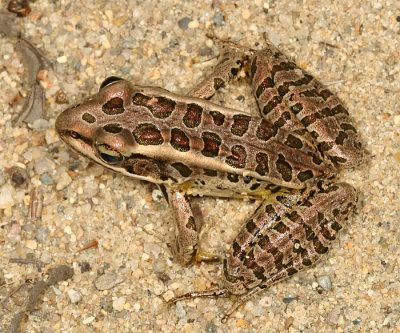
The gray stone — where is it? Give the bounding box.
[317,275,332,291]
[36,226,49,243]
[213,12,225,27]
[40,173,53,185]
[178,17,191,30]
[94,272,126,290]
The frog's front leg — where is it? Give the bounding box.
[161,185,221,265]
[160,185,198,265]
[189,35,251,100]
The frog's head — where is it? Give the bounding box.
[55,77,167,182]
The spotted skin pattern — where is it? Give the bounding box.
[55,35,364,321]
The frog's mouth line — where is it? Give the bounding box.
[57,129,98,163]
[56,129,167,185]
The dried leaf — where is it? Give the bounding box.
[15,38,52,84]
[8,265,74,333]
[0,10,20,38]
[15,82,46,124]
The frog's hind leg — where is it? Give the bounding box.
[189,35,254,100]
[250,35,364,168]
[249,38,313,136]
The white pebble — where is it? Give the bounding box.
[0,184,15,209]
[152,189,163,202]
[242,9,251,19]
[68,289,82,303]
[188,20,199,29]
[56,172,72,190]
[317,275,332,291]
[82,316,95,325]
[162,290,174,302]
[113,296,126,311]
[57,56,67,64]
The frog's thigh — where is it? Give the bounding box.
[189,39,248,99]
[226,182,357,294]
[222,182,357,318]
[163,186,198,265]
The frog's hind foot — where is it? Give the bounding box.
[220,286,263,322]
[167,288,227,307]
[205,31,257,54]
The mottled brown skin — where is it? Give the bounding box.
[55,35,364,321]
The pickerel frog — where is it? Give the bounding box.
[55,35,364,320]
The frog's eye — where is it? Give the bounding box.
[68,130,81,140]
[96,143,124,164]
[99,76,123,90]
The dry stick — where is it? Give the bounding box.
[1,283,27,307]
[8,265,74,333]
[9,258,46,267]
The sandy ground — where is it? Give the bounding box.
[0,0,399,332]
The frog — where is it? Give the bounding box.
[55,34,364,320]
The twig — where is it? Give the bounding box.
[9,258,46,267]
[8,265,74,333]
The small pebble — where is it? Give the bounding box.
[175,301,186,319]
[56,172,72,191]
[83,181,99,198]
[56,56,67,64]
[178,17,191,30]
[82,316,95,325]
[67,289,82,303]
[317,275,332,291]
[152,188,163,202]
[0,184,15,209]
[40,173,54,185]
[47,313,61,323]
[46,130,59,146]
[114,54,126,68]
[34,157,55,175]
[10,222,21,235]
[235,319,248,327]
[9,166,29,187]
[282,296,298,304]
[327,309,339,325]
[36,226,48,243]
[32,119,50,130]
[0,175,5,187]
[94,272,126,290]
[212,12,224,27]
[113,296,126,312]
[205,322,218,333]
[25,239,37,250]
[79,261,91,273]
[143,243,161,259]
[188,20,199,29]
[36,69,48,81]
[162,290,174,302]
[242,9,251,20]
[101,297,113,313]
[55,89,68,104]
